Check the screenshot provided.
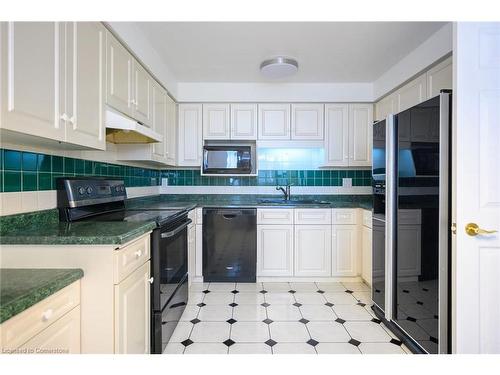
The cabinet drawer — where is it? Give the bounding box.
[114,235,150,284]
[1,281,80,350]
[362,209,372,228]
[294,209,332,225]
[196,208,203,224]
[398,209,421,225]
[257,209,294,225]
[332,209,358,225]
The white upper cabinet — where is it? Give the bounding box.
[348,104,373,166]
[291,104,324,140]
[324,104,349,166]
[397,73,427,112]
[203,103,230,140]
[258,103,291,140]
[1,22,65,141]
[132,61,153,128]
[165,95,177,165]
[374,93,397,122]
[426,56,452,98]
[294,225,332,277]
[64,22,106,150]
[152,81,167,161]
[105,31,133,117]
[230,103,257,140]
[178,103,203,166]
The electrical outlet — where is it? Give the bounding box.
[342,178,352,187]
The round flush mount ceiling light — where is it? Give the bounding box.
[260,57,299,79]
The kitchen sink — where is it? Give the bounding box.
[258,198,331,206]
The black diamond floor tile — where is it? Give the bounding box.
[260,290,268,294]
[357,302,366,307]
[197,302,206,307]
[181,339,193,347]
[265,339,277,347]
[190,318,201,324]
[371,318,382,324]
[231,290,239,294]
[345,290,354,294]
[402,290,410,294]
[288,290,296,294]
[226,318,237,324]
[335,318,346,324]
[261,302,270,307]
[299,318,310,324]
[223,339,235,347]
[202,290,211,294]
[229,302,238,307]
[307,339,319,347]
[422,288,429,292]
[406,316,417,322]
[390,338,403,346]
[324,302,334,307]
[348,338,361,347]
[416,301,423,305]
[262,318,273,325]
[317,290,325,294]
[292,302,302,307]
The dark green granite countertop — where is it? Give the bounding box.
[0,268,84,323]
[0,209,156,245]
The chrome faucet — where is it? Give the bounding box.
[276,183,293,201]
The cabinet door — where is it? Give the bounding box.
[257,225,294,276]
[152,81,167,161]
[375,93,396,122]
[332,225,359,277]
[165,96,177,165]
[291,104,324,140]
[105,31,133,116]
[0,22,65,141]
[20,306,81,354]
[258,104,290,140]
[427,57,452,98]
[65,22,105,150]
[177,104,202,166]
[132,61,153,127]
[397,225,421,277]
[188,223,196,287]
[230,103,257,140]
[203,103,230,140]
[348,104,373,166]
[361,226,372,286]
[397,73,427,112]
[324,104,349,166]
[114,261,150,354]
[294,225,332,277]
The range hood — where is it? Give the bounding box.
[105,108,162,144]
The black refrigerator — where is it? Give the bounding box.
[371,91,451,354]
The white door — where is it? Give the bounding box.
[114,261,150,354]
[203,103,230,140]
[178,104,202,166]
[152,81,167,161]
[324,104,349,167]
[0,22,65,141]
[165,96,177,165]
[257,225,294,276]
[331,225,358,277]
[230,103,257,140]
[294,225,332,277]
[291,103,324,140]
[64,22,105,150]
[105,31,133,117]
[132,61,152,127]
[258,103,290,140]
[454,22,500,354]
[348,104,373,167]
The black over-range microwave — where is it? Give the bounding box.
[202,142,256,175]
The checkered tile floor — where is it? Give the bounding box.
[163,281,411,354]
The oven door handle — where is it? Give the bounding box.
[160,219,192,238]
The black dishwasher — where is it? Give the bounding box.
[203,207,257,282]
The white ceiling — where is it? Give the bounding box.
[133,22,447,83]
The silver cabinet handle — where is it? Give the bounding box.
[161,219,192,238]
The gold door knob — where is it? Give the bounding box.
[465,223,498,236]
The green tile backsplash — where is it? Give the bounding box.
[0,148,372,193]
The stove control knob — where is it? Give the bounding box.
[86,186,93,195]
[77,186,85,195]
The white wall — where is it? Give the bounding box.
[176,82,374,103]
[373,23,453,100]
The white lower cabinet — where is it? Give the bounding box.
[257,225,294,277]
[195,224,203,278]
[331,225,358,277]
[361,225,372,286]
[114,260,150,354]
[294,225,332,277]
[187,219,196,287]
